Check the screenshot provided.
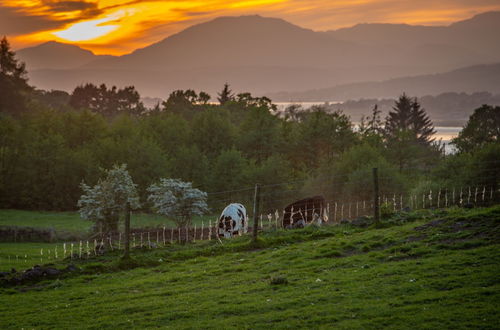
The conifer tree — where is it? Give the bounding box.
[385,94,435,146]
[0,36,27,80]
[0,36,30,114]
[217,83,234,105]
[384,93,437,171]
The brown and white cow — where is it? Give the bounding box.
[282,196,325,228]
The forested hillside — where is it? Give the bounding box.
[1,36,499,215]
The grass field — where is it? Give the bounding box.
[0,242,64,270]
[0,209,216,233]
[1,206,499,329]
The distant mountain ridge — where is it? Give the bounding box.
[17,41,114,71]
[267,63,500,101]
[18,12,500,98]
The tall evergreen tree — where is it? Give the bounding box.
[217,83,234,105]
[384,93,437,171]
[0,37,27,80]
[0,36,30,114]
[385,94,435,146]
[410,98,436,145]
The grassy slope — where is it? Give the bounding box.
[0,242,63,270]
[1,207,499,329]
[0,209,215,232]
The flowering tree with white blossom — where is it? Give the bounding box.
[77,164,140,234]
[147,178,208,228]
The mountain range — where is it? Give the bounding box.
[268,63,500,101]
[16,12,500,100]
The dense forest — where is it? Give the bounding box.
[1,37,499,213]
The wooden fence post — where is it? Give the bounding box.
[252,184,261,242]
[124,201,131,258]
[373,168,380,225]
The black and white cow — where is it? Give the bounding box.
[218,203,247,238]
[282,196,325,228]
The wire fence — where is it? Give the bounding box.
[1,174,499,271]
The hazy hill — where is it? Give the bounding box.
[267,63,500,102]
[85,15,362,70]
[328,12,500,49]
[17,41,113,71]
[315,92,500,126]
[20,12,500,98]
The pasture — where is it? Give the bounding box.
[1,206,499,329]
[0,209,215,233]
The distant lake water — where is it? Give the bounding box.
[274,102,462,153]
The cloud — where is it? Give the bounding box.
[4,0,500,55]
[48,1,98,12]
[0,6,60,35]
[0,1,103,35]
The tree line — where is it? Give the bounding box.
[1,36,499,214]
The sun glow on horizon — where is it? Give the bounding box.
[53,10,126,42]
[3,0,500,55]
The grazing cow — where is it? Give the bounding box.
[218,203,247,238]
[282,196,325,228]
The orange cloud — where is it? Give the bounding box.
[2,0,500,55]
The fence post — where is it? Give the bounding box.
[373,168,380,225]
[252,184,261,242]
[124,201,131,258]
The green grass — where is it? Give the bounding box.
[0,242,64,270]
[0,209,216,233]
[0,209,89,231]
[0,206,499,329]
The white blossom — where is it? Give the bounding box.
[147,178,208,227]
[77,164,140,232]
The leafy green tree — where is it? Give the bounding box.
[304,144,405,203]
[78,164,140,234]
[235,93,277,111]
[169,145,210,189]
[244,155,294,210]
[0,36,30,115]
[70,83,145,116]
[198,91,211,105]
[296,107,356,169]
[56,109,108,148]
[0,115,21,206]
[162,89,211,118]
[210,149,248,193]
[452,105,500,153]
[31,89,71,111]
[92,115,170,197]
[282,104,306,122]
[141,113,190,154]
[238,106,281,163]
[359,104,384,148]
[147,178,208,228]
[468,143,500,201]
[191,109,235,158]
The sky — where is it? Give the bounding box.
[2,0,500,55]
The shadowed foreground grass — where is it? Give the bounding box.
[0,206,499,329]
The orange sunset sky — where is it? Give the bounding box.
[2,0,500,55]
